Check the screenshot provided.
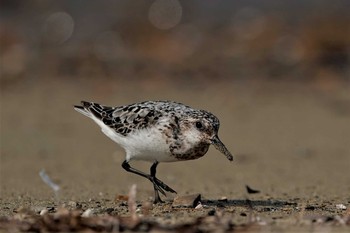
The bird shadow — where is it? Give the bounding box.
[201,199,297,208]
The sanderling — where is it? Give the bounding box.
[74,100,233,203]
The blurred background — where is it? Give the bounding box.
[1,0,349,203]
[1,0,350,83]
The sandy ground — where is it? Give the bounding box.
[1,77,350,232]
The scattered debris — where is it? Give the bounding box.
[31,206,48,214]
[141,201,152,216]
[246,185,260,194]
[303,214,350,225]
[82,208,94,217]
[336,204,347,210]
[39,209,48,216]
[172,194,201,208]
[39,170,60,195]
[195,202,203,209]
[115,194,129,202]
[128,184,138,221]
[0,208,242,232]
[1,200,349,232]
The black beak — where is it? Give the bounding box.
[211,135,233,161]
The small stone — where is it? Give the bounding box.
[82,208,94,217]
[246,185,260,194]
[195,202,203,209]
[335,204,347,210]
[47,206,55,212]
[172,194,201,208]
[31,206,46,213]
[39,209,48,215]
[115,194,129,202]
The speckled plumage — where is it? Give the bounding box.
[74,100,233,203]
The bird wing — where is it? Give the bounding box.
[74,101,165,136]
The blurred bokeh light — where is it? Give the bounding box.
[0,0,349,85]
[148,0,182,30]
[42,12,74,45]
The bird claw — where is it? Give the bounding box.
[154,177,177,194]
[150,177,177,196]
[154,183,166,196]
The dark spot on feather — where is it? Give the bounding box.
[133,106,140,113]
[117,128,125,134]
[89,107,101,118]
[103,118,113,125]
[105,108,115,114]
[174,116,179,125]
[114,123,124,129]
[147,111,154,117]
[94,104,103,111]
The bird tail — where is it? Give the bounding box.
[74,101,114,120]
[74,101,96,118]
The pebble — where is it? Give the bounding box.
[194,202,203,209]
[82,208,94,217]
[172,194,201,208]
[115,194,129,202]
[31,206,46,213]
[335,204,347,210]
[39,209,48,215]
[246,185,260,194]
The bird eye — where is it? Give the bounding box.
[195,121,204,130]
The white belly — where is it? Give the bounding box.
[122,128,177,162]
[94,118,177,162]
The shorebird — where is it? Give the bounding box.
[74,100,233,203]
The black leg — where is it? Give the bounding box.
[150,162,163,203]
[150,161,158,177]
[121,160,177,204]
[149,161,177,195]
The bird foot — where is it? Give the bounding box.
[150,176,177,197]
